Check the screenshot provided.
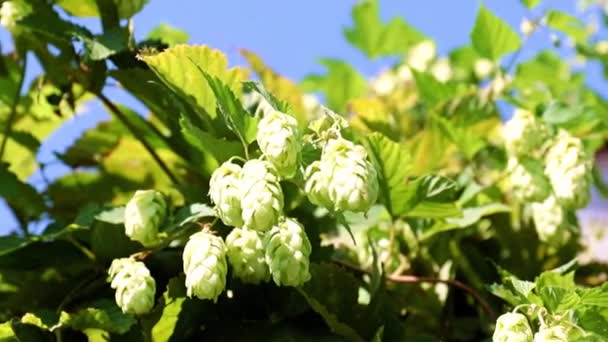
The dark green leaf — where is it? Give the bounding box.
[0,163,45,218]
[59,299,136,334]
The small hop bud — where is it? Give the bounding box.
[407,40,436,72]
[507,157,551,202]
[534,324,578,342]
[225,228,270,284]
[474,58,495,79]
[264,217,312,287]
[430,57,452,83]
[370,70,397,96]
[256,111,301,178]
[544,129,591,209]
[183,231,228,301]
[502,109,548,156]
[492,312,533,342]
[531,196,570,247]
[108,258,156,315]
[209,161,244,227]
[520,18,535,36]
[124,190,167,247]
[0,0,31,29]
[240,159,284,232]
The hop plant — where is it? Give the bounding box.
[256,111,301,178]
[124,190,167,247]
[225,228,270,284]
[240,159,284,231]
[502,109,548,157]
[356,228,403,274]
[531,196,570,247]
[209,161,244,227]
[303,160,334,209]
[544,129,591,209]
[264,217,312,287]
[507,157,551,202]
[492,312,534,342]
[183,231,228,301]
[0,0,31,29]
[534,324,579,342]
[108,258,156,315]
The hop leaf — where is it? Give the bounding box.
[240,159,284,232]
[544,129,591,209]
[209,161,244,227]
[507,157,551,202]
[183,231,227,301]
[264,217,312,287]
[225,228,270,284]
[124,190,167,247]
[531,196,570,247]
[108,258,156,315]
[305,138,379,212]
[256,111,301,178]
[502,109,548,157]
[492,312,533,342]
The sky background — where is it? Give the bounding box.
[1,0,607,234]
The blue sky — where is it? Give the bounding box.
[0,0,605,233]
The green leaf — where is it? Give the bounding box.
[243,81,291,114]
[59,299,136,334]
[301,59,366,113]
[520,0,541,9]
[411,70,458,106]
[170,203,216,228]
[546,10,589,44]
[0,163,46,219]
[75,27,129,61]
[90,220,141,262]
[17,5,90,43]
[432,114,487,159]
[421,203,510,240]
[147,23,189,47]
[470,4,522,60]
[10,320,53,342]
[363,132,413,217]
[56,0,149,19]
[0,321,16,341]
[343,0,425,58]
[94,207,125,225]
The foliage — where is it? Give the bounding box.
[1,0,608,340]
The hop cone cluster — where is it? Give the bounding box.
[225,228,270,284]
[124,190,167,247]
[507,157,551,202]
[531,196,570,247]
[492,313,533,342]
[240,160,284,231]
[502,109,548,157]
[544,130,591,209]
[257,111,301,178]
[108,258,156,315]
[264,217,312,287]
[209,161,244,227]
[305,138,379,212]
[183,231,228,301]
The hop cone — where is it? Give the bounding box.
[240,160,284,231]
[124,190,167,247]
[108,258,156,315]
[492,313,533,342]
[531,196,570,247]
[544,129,591,209]
[502,109,548,157]
[264,217,312,287]
[0,0,31,28]
[305,138,378,212]
[534,324,579,342]
[225,228,270,284]
[507,157,551,202]
[257,111,301,178]
[183,231,228,301]
[209,161,244,227]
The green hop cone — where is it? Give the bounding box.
[544,129,591,209]
[225,228,270,284]
[264,217,312,287]
[502,109,548,157]
[0,0,31,29]
[209,161,244,227]
[305,138,378,212]
[108,258,156,315]
[533,324,580,342]
[183,231,227,301]
[124,190,167,247]
[507,157,551,202]
[531,196,570,247]
[257,111,301,178]
[240,159,284,231]
[492,312,533,342]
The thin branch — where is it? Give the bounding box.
[0,53,27,159]
[97,93,182,186]
[333,259,496,320]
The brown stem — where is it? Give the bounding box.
[333,259,496,320]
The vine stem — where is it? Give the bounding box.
[333,259,496,320]
[0,53,27,159]
[97,93,181,186]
